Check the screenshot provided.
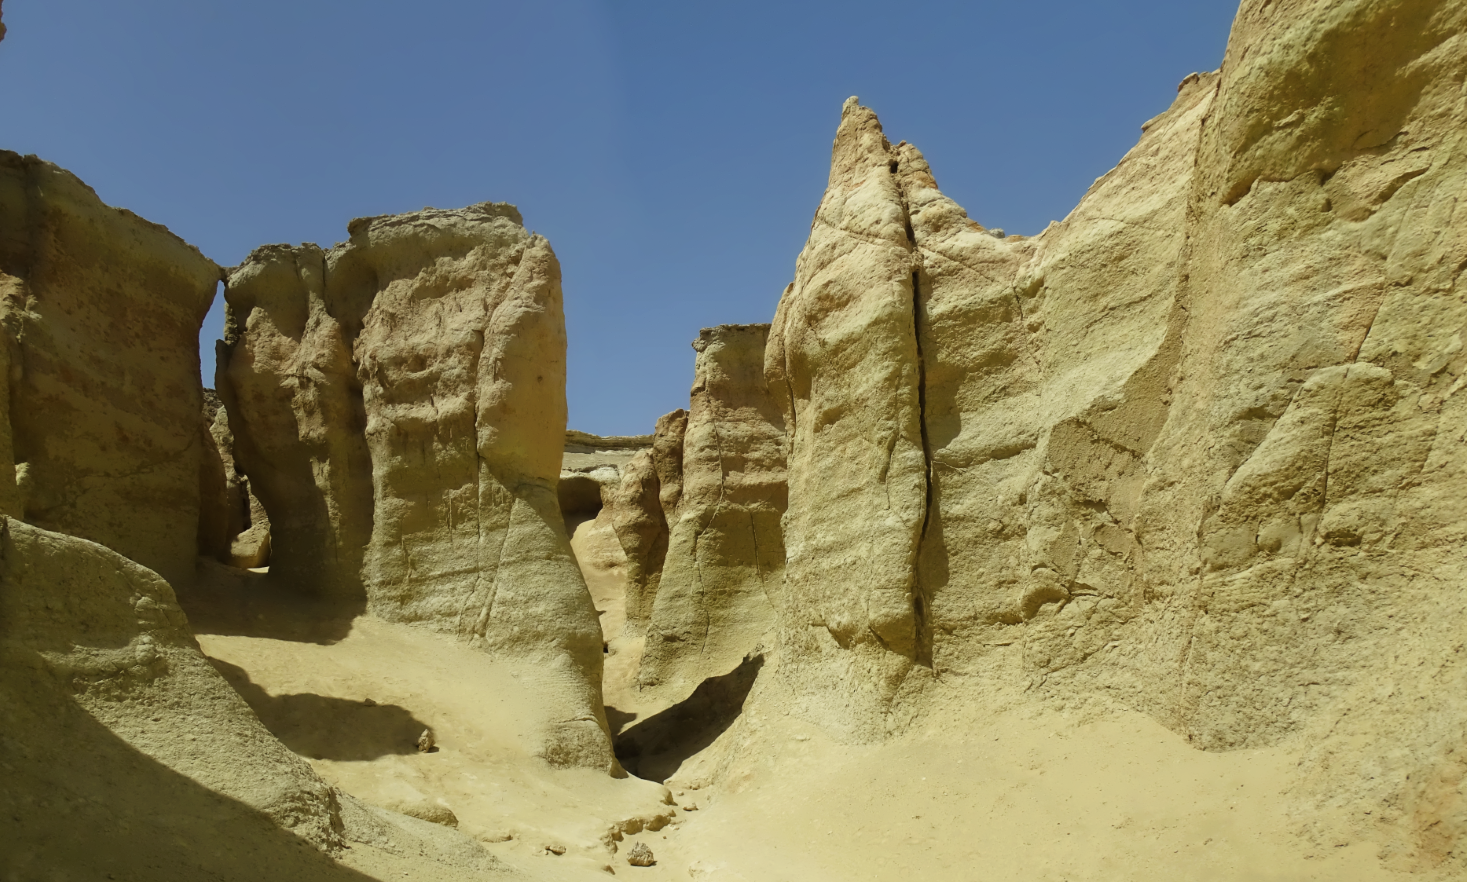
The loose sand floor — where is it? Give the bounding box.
[179,559,1419,881]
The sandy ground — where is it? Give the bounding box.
[640,707,1413,882]
[183,565,672,881]
[173,551,1422,882]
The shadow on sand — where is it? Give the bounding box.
[179,560,364,645]
[611,651,764,783]
[209,658,430,761]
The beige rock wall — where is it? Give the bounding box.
[755,0,1467,865]
[906,70,1214,686]
[600,412,686,640]
[764,104,931,737]
[605,447,669,638]
[1120,0,1467,869]
[651,408,688,524]
[640,325,786,697]
[220,205,616,771]
[218,243,373,599]
[0,152,220,588]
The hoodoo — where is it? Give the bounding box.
[218,204,617,771]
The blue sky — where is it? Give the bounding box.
[0,1,1238,435]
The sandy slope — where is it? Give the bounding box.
[650,708,1411,882]
[173,555,1427,882]
[183,564,673,880]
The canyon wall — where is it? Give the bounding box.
[0,152,220,588]
[218,204,616,771]
[751,0,1467,867]
[0,157,368,865]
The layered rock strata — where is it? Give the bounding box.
[559,430,654,532]
[219,205,616,771]
[0,152,221,588]
[758,0,1467,866]
[639,325,786,695]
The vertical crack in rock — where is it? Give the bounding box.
[895,148,934,671]
[910,266,934,669]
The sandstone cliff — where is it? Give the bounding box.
[219,205,616,771]
[0,152,221,588]
[639,325,786,696]
[754,0,1467,867]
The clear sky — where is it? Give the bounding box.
[1,1,1238,436]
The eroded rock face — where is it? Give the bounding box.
[0,516,343,849]
[640,326,786,696]
[219,205,616,771]
[198,389,271,568]
[758,0,1467,865]
[218,243,373,600]
[604,448,668,639]
[764,101,933,737]
[0,152,220,588]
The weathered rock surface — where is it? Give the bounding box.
[603,448,668,639]
[640,326,786,695]
[199,389,271,568]
[217,243,373,599]
[764,100,933,736]
[559,429,653,539]
[0,521,511,878]
[756,0,1467,867]
[0,152,220,588]
[219,204,616,771]
[651,409,688,524]
[599,414,686,641]
[0,516,343,849]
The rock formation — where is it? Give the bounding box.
[0,516,343,848]
[764,100,935,736]
[755,0,1467,867]
[639,326,786,695]
[559,429,655,532]
[198,389,271,568]
[219,204,616,772]
[217,242,374,600]
[0,152,221,588]
[604,413,685,639]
